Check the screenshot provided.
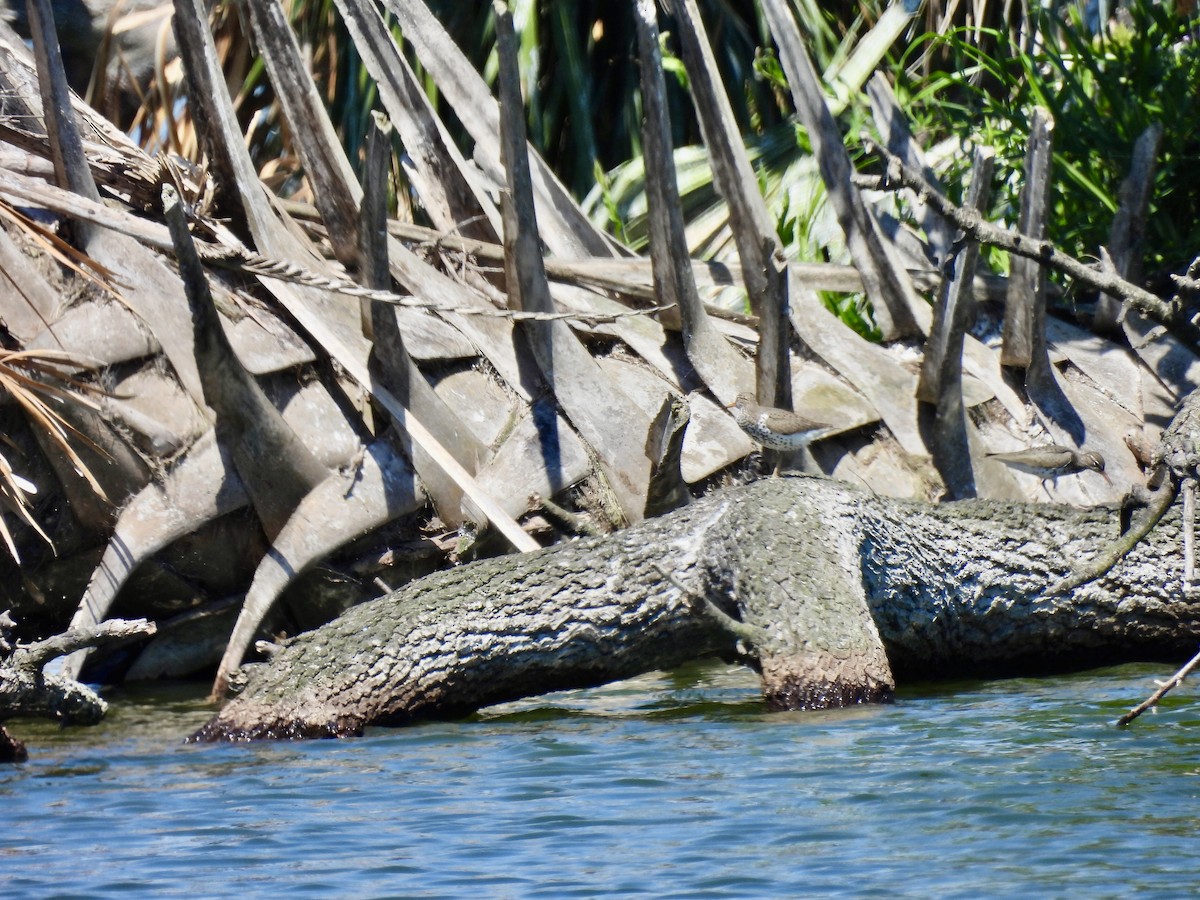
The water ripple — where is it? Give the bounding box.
[1,664,1198,896]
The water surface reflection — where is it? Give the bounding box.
[2,662,1197,897]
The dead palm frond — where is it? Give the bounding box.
[0,348,115,563]
[0,447,47,564]
[0,200,117,294]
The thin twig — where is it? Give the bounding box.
[651,562,769,648]
[277,203,1013,305]
[1050,480,1178,595]
[1118,646,1200,726]
[0,168,670,326]
[195,241,674,324]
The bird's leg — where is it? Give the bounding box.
[767,449,784,477]
[1039,476,1055,501]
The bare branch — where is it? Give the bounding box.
[1050,482,1177,595]
[1118,645,1200,726]
[13,618,156,671]
[863,137,1200,350]
[652,563,769,650]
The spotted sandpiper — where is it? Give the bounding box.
[728,393,836,452]
[986,445,1109,485]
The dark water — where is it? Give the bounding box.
[2,661,1199,898]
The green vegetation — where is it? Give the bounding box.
[896,1,1200,279]
[102,0,1197,293]
[80,1,1198,335]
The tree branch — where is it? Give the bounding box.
[862,138,1200,350]
[0,619,156,732]
[1050,481,1177,595]
[652,563,770,650]
[12,618,156,671]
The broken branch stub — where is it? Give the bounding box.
[1002,107,1054,372]
[920,147,995,500]
[1095,122,1162,333]
[164,185,330,539]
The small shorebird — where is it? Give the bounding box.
[987,444,1109,487]
[727,393,836,452]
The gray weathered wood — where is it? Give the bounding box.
[220,298,318,376]
[643,394,692,518]
[55,430,248,680]
[126,599,241,681]
[0,166,214,409]
[333,0,500,242]
[1094,122,1162,332]
[359,112,390,337]
[0,169,310,382]
[669,0,790,410]
[172,0,536,551]
[381,0,625,259]
[212,438,425,698]
[472,400,592,519]
[593,354,756,482]
[193,474,1200,741]
[165,185,330,539]
[26,300,156,368]
[85,227,212,405]
[495,2,650,524]
[242,0,363,266]
[633,0,753,408]
[0,226,60,341]
[391,310,477,361]
[381,215,1012,303]
[918,146,995,403]
[3,618,155,731]
[920,147,994,498]
[1003,109,1087,445]
[787,276,926,457]
[23,0,100,205]
[100,373,201,458]
[30,392,150,530]
[363,115,489,527]
[1002,107,1054,370]
[54,370,382,681]
[866,132,1200,357]
[761,0,924,340]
